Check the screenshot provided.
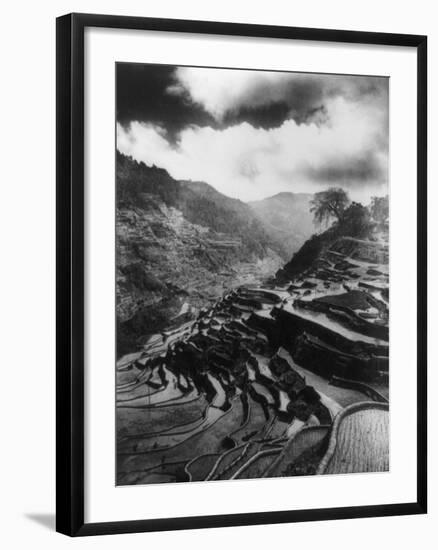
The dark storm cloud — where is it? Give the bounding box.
[117,63,319,137]
[302,149,386,187]
[117,64,389,202]
[118,64,388,142]
[168,66,388,131]
[233,73,387,127]
[116,64,216,141]
[223,102,292,130]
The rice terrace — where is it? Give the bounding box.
[116,64,390,486]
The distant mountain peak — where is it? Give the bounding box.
[249,191,313,204]
[117,152,315,261]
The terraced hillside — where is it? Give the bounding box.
[117,153,315,355]
[117,232,389,485]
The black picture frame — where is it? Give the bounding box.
[56,12,427,537]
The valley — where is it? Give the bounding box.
[117,220,389,484]
[116,153,313,355]
[114,65,390,487]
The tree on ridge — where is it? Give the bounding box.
[310,187,350,226]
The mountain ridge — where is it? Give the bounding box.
[117,152,313,355]
[249,190,315,259]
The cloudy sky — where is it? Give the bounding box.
[117,63,388,203]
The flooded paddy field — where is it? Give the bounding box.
[117,236,389,485]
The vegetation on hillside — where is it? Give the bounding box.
[310,187,350,226]
[277,187,388,280]
[116,152,291,356]
[370,195,389,227]
[117,152,282,258]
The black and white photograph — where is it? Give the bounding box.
[0,1,431,545]
[116,64,390,485]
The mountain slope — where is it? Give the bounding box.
[118,152,283,258]
[116,153,285,355]
[276,201,385,281]
[249,192,315,258]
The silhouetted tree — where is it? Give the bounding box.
[340,202,372,238]
[370,195,389,225]
[310,188,350,226]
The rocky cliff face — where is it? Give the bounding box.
[116,153,290,356]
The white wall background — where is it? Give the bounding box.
[0,0,435,547]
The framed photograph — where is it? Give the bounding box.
[56,13,427,536]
